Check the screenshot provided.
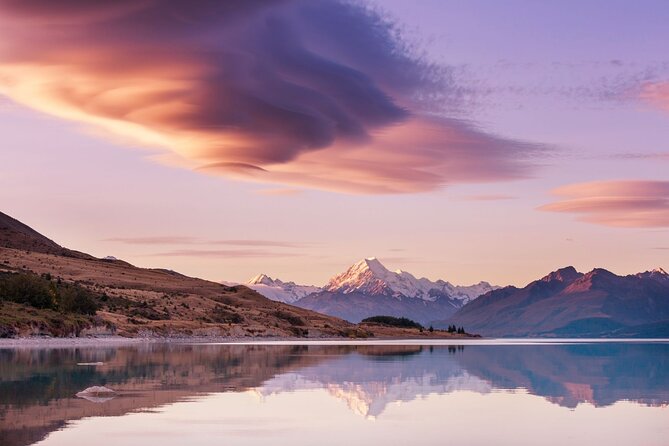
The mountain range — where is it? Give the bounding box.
[244,257,498,325]
[2,209,667,338]
[439,266,669,337]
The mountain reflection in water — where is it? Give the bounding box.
[0,342,667,446]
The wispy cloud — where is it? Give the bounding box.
[104,236,199,245]
[610,152,669,161]
[254,188,304,196]
[210,240,308,248]
[105,236,308,248]
[640,81,669,112]
[462,194,517,201]
[453,60,669,111]
[0,0,542,194]
[148,249,304,258]
[539,180,669,228]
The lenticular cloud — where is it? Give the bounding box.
[0,0,540,193]
[540,180,669,228]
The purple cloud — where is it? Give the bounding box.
[0,0,543,193]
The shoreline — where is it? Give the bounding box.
[0,335,476,348]
[1,336,667,349]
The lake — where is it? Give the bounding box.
[1,340,668,446]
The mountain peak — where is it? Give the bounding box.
[356,257,389,274]
[248,273,278,286]
[541,266,582,283]
[325,257,393,296]
[636,267,669,282]
[244,274,319,304]
[324,258,498,303]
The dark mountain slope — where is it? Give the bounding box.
[438,266,669,337]
[0,211,93,259]
[295,290,462,325]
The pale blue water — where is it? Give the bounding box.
[1,340,668,446]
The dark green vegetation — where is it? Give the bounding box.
[0,271,104,337]
[362,315,423,329]
[0,302,96,338]
[446,325,466,334]
[0,271,99,314]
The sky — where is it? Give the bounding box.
[0,0,667,287]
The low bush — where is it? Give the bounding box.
[273,310,305,326]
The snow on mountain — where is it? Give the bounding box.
[245,274,320,304]
[254,370,491,419]
[636,267,669,283]
[324,257,497,304]
[239,258,498,308]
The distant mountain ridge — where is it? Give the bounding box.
[243,257,499,324]
[246,274,320,304]
[439,266,669,337]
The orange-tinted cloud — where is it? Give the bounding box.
[254,188,304,197]
[0,0,541,194]
[539,180,669,228]
[640,81,669,112]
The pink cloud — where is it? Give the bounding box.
[640,81,669,112]
[462,194,517,201]
[105,236,307,248]
[148,249,304,258]
[254,188,304,197]
[539,180,669,228]
[0,0,542,194]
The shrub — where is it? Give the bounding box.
[57,285,99,315]
[273,310,305,326]
[211,305,244,324]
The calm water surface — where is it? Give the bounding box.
[1,340,668,446]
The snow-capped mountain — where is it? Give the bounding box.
[325,257,497,304]
[246,274,320,304]
[240,258,499,323]
[293,258,499,324]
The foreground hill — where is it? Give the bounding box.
[246,257,498,324]
[438,266,669,337]
[0,211,92,259]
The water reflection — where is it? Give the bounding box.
[1,342,667,446]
